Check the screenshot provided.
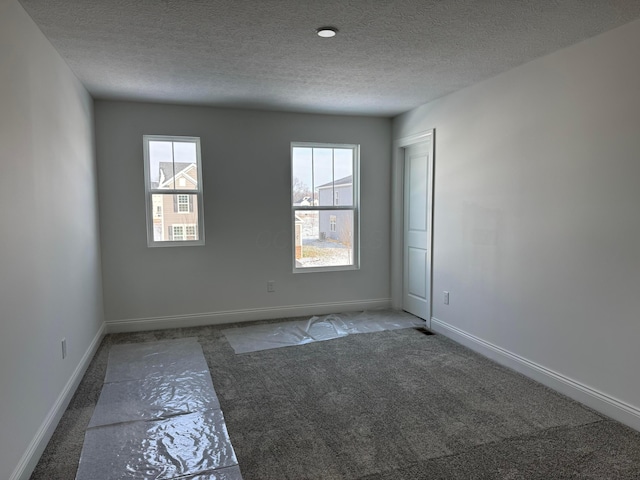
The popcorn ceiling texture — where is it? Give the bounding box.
[19,0,640,115]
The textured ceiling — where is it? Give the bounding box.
[18,0,640,116]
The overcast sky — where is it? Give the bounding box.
[292,147,352,192]
[148,140,197,184]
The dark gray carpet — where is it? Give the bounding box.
[30,313,640,479]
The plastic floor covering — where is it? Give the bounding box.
[222,310,424,354]
[76,338,242,480]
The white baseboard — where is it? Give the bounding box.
[431,317,640,432]
[106,298,392,333]
[11,322,106,480]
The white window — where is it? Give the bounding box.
[291,143,359,272]
[185,225,197,239]
[143,135,204,246]
[170,224,197,241]
[171,225,185,240]
[176,194,190,213]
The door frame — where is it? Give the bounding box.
[391,129,435,327]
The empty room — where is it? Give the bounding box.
[2,1,640,479]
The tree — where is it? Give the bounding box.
[337,214,353,262]
[292,177,312,204]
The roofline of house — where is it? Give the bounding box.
[158,162,197,188]
[317,182,352,190]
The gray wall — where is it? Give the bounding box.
[0,2,104,479]
[393,19,640,420]
[95,102,391,324]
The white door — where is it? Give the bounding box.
[403,141,431,321]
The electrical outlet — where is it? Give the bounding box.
[444,291,450,305]
[267,280,275,293]
[61,338,67,359]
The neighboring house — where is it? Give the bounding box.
[152,162,199,241]
[317,175,352,241]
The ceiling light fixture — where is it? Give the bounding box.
[316,27,338,38]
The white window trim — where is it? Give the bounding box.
[143,135,205,247]
[181,171,198,186]
[291,142,360,273]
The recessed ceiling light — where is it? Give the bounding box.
[316,27,338,38]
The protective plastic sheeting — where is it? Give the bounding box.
[331,311,424,334]
[76,411,237,480]
[105,338,209,383]
[222,322,316,355]
[89,372,220,428]
[77,338,242,480]
[180,466,244,480]
[223,310,424,354]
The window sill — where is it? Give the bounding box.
[293,264,360,274]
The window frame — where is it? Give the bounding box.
[143,135,205,247]
[291,142,360,273]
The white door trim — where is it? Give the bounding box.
[391,130,435,326]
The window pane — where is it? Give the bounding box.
[148,141,198,191]
[173,141,196,162]
[292,147,354,207]
[314,148,333,206]
[151,193,200,242]
[295,210,354,268]
[173,142,198,189]
[148,141,174,189]
[292,147,313,205]
[333,149,353,206]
